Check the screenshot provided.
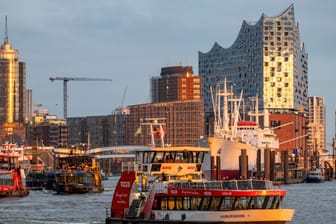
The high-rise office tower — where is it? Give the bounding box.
[199,4,308,116]
[151,66,201,103]
[0,17,26,143]
[307,96,326,154]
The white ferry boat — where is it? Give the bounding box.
[105,119,294,224]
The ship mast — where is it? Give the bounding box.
[140,118,166,147]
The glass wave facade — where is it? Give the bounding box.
[199,4,308,115]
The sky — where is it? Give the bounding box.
[1,0,336,149]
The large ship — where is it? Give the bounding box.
[105,119,294,224]
[0,145,29,197]
[204,79,279,179]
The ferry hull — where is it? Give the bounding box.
[0,189,29,197]
[106,209,294,224]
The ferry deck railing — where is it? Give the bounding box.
[168,179,274,191]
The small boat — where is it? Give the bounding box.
[305,168,324,183]
[53,155,104,194]
[0,152,29,197]
[105,119,294,224]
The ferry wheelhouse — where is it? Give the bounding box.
[106,119,294,224]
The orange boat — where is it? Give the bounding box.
[0,152,29,197]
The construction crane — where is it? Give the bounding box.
[49,76,112,120]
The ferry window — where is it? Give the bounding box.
[175,152,187,162]
[196,164,202,172]
[175,197,183,210]
[142,152,151,164]
[153,152,164,162]
[190,182,198,189]
[222,181,237,190]
[237,180,252,190]
[168,197,175,210]
[164,153,174,162]
[161,198,168,210]
[263,196,271,209]
[252,180,266,189]
[272,196,282,209]
[252,197,265,209]
[205,181,221,190]
[191,197,201,210]
[0,178,14,186]
[183,197,190,210]
[200,197,211,210]
[234,197,244,209]
[241,197,250,209]
[151,164,161,171]
[219,197,234,211]
[190,152,197,163]
[209,197,221,211]
[269,196,279,209]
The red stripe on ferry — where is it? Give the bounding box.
[164,188,286,197]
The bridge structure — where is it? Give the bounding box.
[51,145,150,176]
[87,145,151,176]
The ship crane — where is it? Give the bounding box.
[49,76,112,119]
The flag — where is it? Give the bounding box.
[159,125,166,138]
[134,126,142,137]
[153,127,159,137]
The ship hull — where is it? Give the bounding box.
[204,137,258,179]
[0,189,29,197]
[106,209,294,224]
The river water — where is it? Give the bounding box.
[0,177,335,224]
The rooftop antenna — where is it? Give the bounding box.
[4,15,8,44]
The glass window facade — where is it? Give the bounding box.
[199,4,308,116]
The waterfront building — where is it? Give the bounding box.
[151,66,201,103]
[199,4,308,117]
[67,111,127,148]
[67,65,203,149]
[307,96,326,154]
[269,112,307,153]
[126,100,204,147]
[25,89,33,122]
[28,109,67,147]
[0,17,26,143]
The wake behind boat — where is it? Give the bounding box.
[105,119,294,224]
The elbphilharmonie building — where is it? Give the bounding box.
[199,4,308,116]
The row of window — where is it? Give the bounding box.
[154,196,282,211]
